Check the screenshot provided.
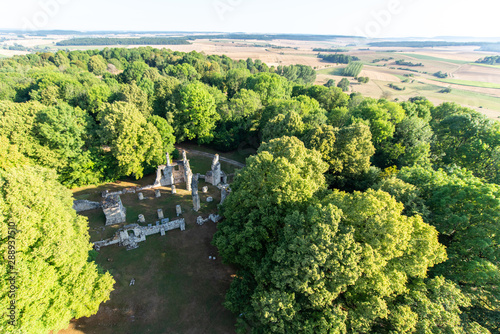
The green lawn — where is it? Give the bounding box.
[431,78,500,89]
[398,53,469,64]
[66,152,237,333]
[316,66,345,75]
[177,142,255,165]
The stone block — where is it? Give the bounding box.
[202,186,208,193]
[138,214,145,223]
[138,192,144,200]
[171,185,176,194]
[157,209,164,219]
[176,205,182,216]
[155,189,161,198]
[206,196,213,202]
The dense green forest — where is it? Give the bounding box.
[1,46,499,333]
[56,37,192,46]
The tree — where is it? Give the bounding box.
[329,123,375,188]
[398,166,500,330]
[337,78,350,92]
[0,165,114,334]
[225,68,251,97]
[173,81,220,144]
[262,112,305,143]
[259,96,327,131]
[98,102,164,178]
[432,111,500,184]
[351,98,406,168]
[220,88,262,122]
[213,136,328,270]
[324,79,335,87]
[120,60,150,84]
[152,75,181,117]
[214,140,481,332]
[246,72,292,105]
[148,115,175,155]
[115,81,152,116]
[393,116,433,168]
[87,55,107,76]
[297,85,349,111]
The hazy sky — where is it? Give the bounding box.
[0,0,498,38]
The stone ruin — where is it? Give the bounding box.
[93,218,186,250]
[196,214,222,225]
[205,154,228,186]
[153,151,193,191]
[73,200,101,212]
[73,150,231,233]
[219,184,230,205]
[192,173,200,212]
[183,151,193,191]
[102,195,127,226]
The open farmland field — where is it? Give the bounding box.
[3,35,500,118]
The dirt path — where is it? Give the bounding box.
[179,148,246,168]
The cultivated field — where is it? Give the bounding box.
[2,34,500,118]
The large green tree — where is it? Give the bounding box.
[98,102,164,178]
[0,165,114,334]
[398,167,500,312]
[173,81,220,144]
[214,136,483,333]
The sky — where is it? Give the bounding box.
[0,0,498,39]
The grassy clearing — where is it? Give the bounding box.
[177,142,255,165]
[431,78,500,89]
[316,66,345,75]
[64,153,237,334]
[398,53,469,64]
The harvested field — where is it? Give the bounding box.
[451,64,500,84]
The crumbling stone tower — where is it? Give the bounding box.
[183,150,193,191]
[164,152,174,185]
[192,173,200,212]
[102,195,127,225]
[210,154,221,186]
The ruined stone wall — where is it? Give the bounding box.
[183,150,193,191]
[192,173,200,211]
[72,200,101,212]
[102,195,127,226]
[93,219,186,250]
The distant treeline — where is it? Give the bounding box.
[372,57,393,63]
[368,41,482,47]
[318,54,360,64]
[312,48,348,52]
[190,34,361,41]
[395,59,423,67]
[476,55,500,64]
[56,37,192,46]
[478,44,500,52]
[369,41,500,50]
